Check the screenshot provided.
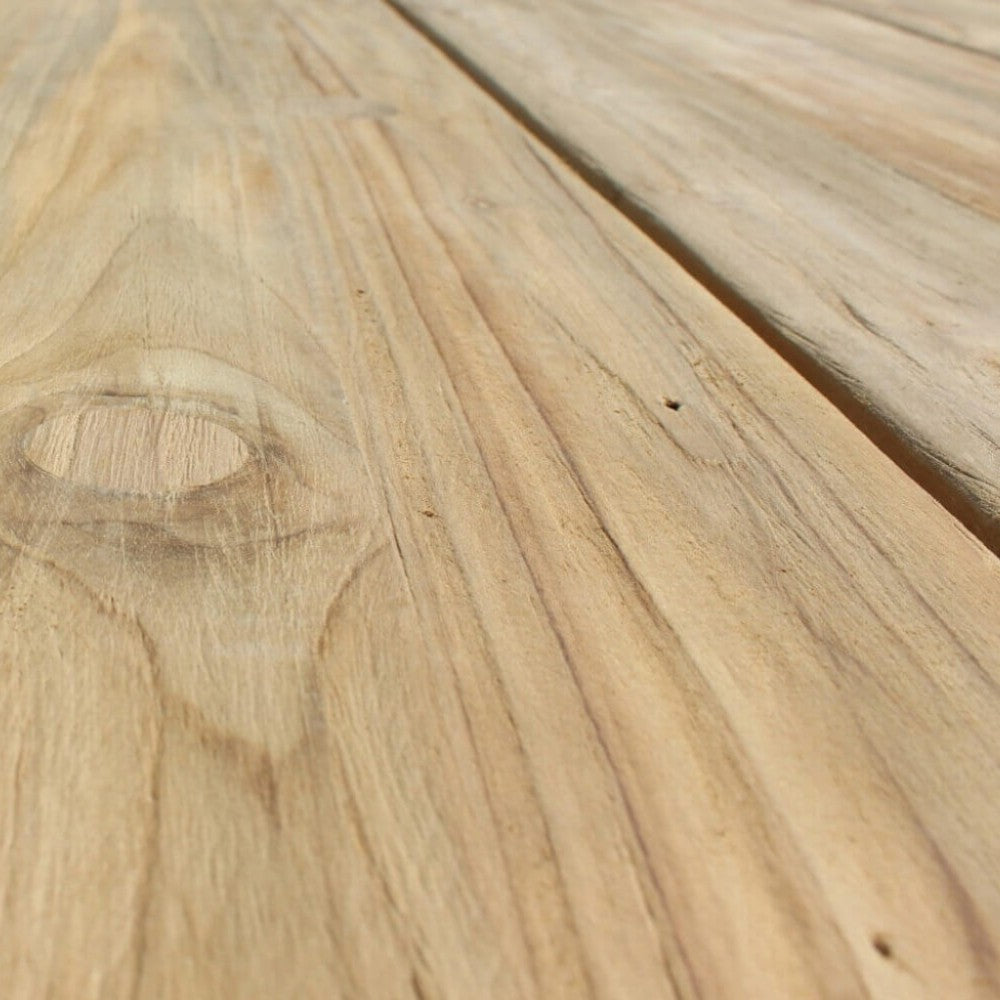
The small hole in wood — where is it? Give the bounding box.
[872,934,893,959]
[663,398,683,412]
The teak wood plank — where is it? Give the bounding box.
[805,0,1000,58]
[392,0,1000,552]
[2,0,1000,997]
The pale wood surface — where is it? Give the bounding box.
[392,0,1000,551]
[3,0,1000,998]
[806,0,1000,57]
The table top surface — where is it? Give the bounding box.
[1,1,998,997]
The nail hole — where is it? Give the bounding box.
[872,934,893,959]
[662,397,683,412]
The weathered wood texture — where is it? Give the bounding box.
[392,0,1000,551]
[806,0,1000,57]
[2,0,1000,997]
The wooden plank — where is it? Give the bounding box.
[805,0,1000,58]
[391,0,1000,552]
[2,0,1000,996]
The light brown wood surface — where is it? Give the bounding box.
[392,0,1000,553]
[805,0,1000,57]
[2,0,1000,997]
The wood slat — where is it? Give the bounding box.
[392,0,1000,552]
[2,0,1000,997]
[805,0,1000,58]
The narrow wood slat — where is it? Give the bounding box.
[392,0,1000,551]
[805,0,1000,58]
[1,0,1000,997]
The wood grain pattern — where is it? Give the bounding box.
[2,0,1000,997]
[24,403,251,493]
[392,0,1000,552]
[805,0,1000,58]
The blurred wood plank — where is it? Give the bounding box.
[392,0,1000,552]
[807,0,1000,57]
[1,0,1000,997]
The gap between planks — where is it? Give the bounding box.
[379,0,1000,561]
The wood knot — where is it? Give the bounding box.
[22,399,251,496]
